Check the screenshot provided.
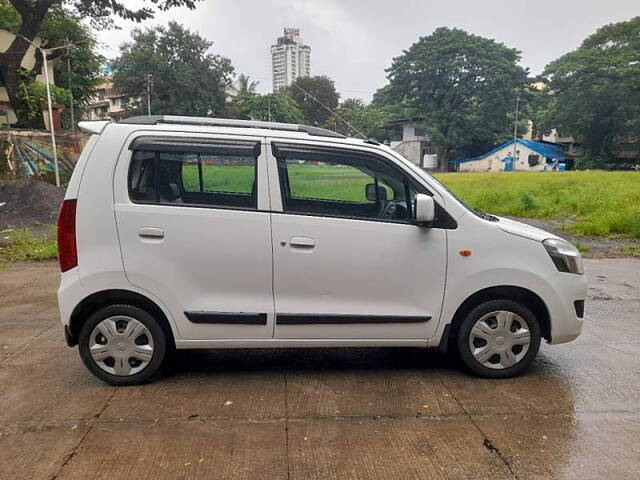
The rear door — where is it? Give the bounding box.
[267,141,448,340]
[114,133,274,340]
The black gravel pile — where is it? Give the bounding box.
[0,179,65,229]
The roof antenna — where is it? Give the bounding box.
[290,82,369,139]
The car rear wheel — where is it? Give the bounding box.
[79,304,167,386]
[456,299,541,378]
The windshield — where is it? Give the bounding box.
[384,147,499,221]
[426,171,499,221]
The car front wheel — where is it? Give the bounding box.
[456,299,541,378]
[78,304,167,386]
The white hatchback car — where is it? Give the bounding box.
[58,116,587,385]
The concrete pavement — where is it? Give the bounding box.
[0,259,639,479]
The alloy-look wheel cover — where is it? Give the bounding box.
[89,316,154,376]
[468,310,531,370]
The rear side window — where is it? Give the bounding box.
[181,154,254,195]
[128,137,259,210]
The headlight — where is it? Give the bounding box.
[543,238,584,275]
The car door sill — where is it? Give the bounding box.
[174,339,430,349]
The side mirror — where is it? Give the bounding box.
[415,194,435,226]
[365,183,387,202]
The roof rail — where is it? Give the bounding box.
[120,115,346,139]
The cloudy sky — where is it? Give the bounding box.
[96,0,638,100]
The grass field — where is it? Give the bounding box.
[182,165,639,239]
[434,171,640,238]
[182,163,386,202]
[0,227,57,267]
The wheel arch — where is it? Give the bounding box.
[67,289,176,348]
[446,285,551,348]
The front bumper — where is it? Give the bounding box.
[544,271,588,344]
[64,325,78,347]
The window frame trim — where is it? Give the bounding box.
[272,142,428,226]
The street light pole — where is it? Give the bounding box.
[18,35,87,187]
[41,48,60,187]
[18,34,66,187]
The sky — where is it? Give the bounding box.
[96,0,639,101]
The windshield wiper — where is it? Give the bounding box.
[473,209,499,222]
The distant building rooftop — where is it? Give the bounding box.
[386,117,425,125]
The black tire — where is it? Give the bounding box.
[456,299,541,378]
[79,304,167,386]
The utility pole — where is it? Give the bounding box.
[146,75,152,115]
[513,95,520,170]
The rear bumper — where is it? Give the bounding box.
[544,272,588,344]
[57,267,83,328]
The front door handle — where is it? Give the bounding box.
[289,236,315,249]
[138,227,164,239]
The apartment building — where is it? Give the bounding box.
[270,28,311,92]
[86,79,130,121]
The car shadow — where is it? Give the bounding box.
[163,346,458,376]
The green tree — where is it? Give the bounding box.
[226,73,259,115]
[112,22,234,117]
[18,78,72,122]
[525,80,557,140]
[51,24,104,115]
[371,84,418,120]
[379,27,529,167]
[287,75,340,126]
[231,92,304,124]
[544,17,640,156]
[228,74,259,97]
[1,2,104,128]
[0,0,199,125]
[323,98,390,139]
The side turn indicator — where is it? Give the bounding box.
[459,249,472,257]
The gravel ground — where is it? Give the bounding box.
[0,259,639,479]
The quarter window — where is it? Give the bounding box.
[128,138,259,209]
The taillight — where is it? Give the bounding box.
[57,199,77,272]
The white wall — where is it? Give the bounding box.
[391,140,422,165]
[400,125,422,141]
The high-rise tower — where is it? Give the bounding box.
[271,28,311,92]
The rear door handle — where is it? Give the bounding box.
[138,227,164,239]
[289,236,315,249]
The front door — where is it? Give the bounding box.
[268,142,447,340]
[114,134,274,340]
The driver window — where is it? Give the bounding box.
[276,147,417,222]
